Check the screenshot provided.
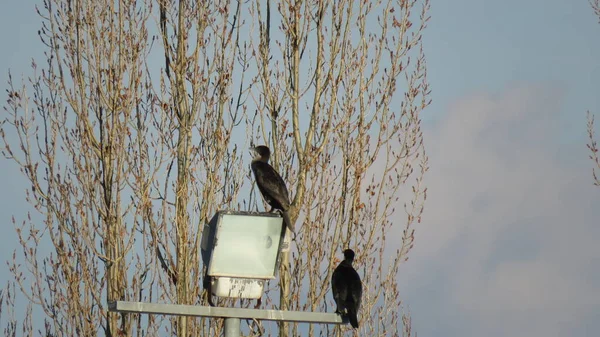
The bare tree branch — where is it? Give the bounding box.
[1,1,432,336]
[587,112,600,186]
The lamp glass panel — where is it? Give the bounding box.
[208,214,283,279]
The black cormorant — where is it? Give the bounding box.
[331,249,362,329]
[251,145,296,236]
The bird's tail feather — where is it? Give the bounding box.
[282,211,296,240]
[347,307,359,329]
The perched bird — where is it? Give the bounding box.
[250,145,296,237]
[331,249,362,329]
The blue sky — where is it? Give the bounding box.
[400,1,600,336]
[1,1,599,336]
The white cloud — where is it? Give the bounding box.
[400,83,600,337]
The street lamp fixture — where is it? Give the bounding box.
[201,211,286,299]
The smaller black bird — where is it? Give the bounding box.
[331,249,362,329]
[251,145,296,237]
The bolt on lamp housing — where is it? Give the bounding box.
[201,211,286,299]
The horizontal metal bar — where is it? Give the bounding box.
[108,301,345,325]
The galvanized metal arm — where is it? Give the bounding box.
[108,301,346,336]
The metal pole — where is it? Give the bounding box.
[224,317,241,337]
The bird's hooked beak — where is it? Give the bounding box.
[249,146,258,159]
